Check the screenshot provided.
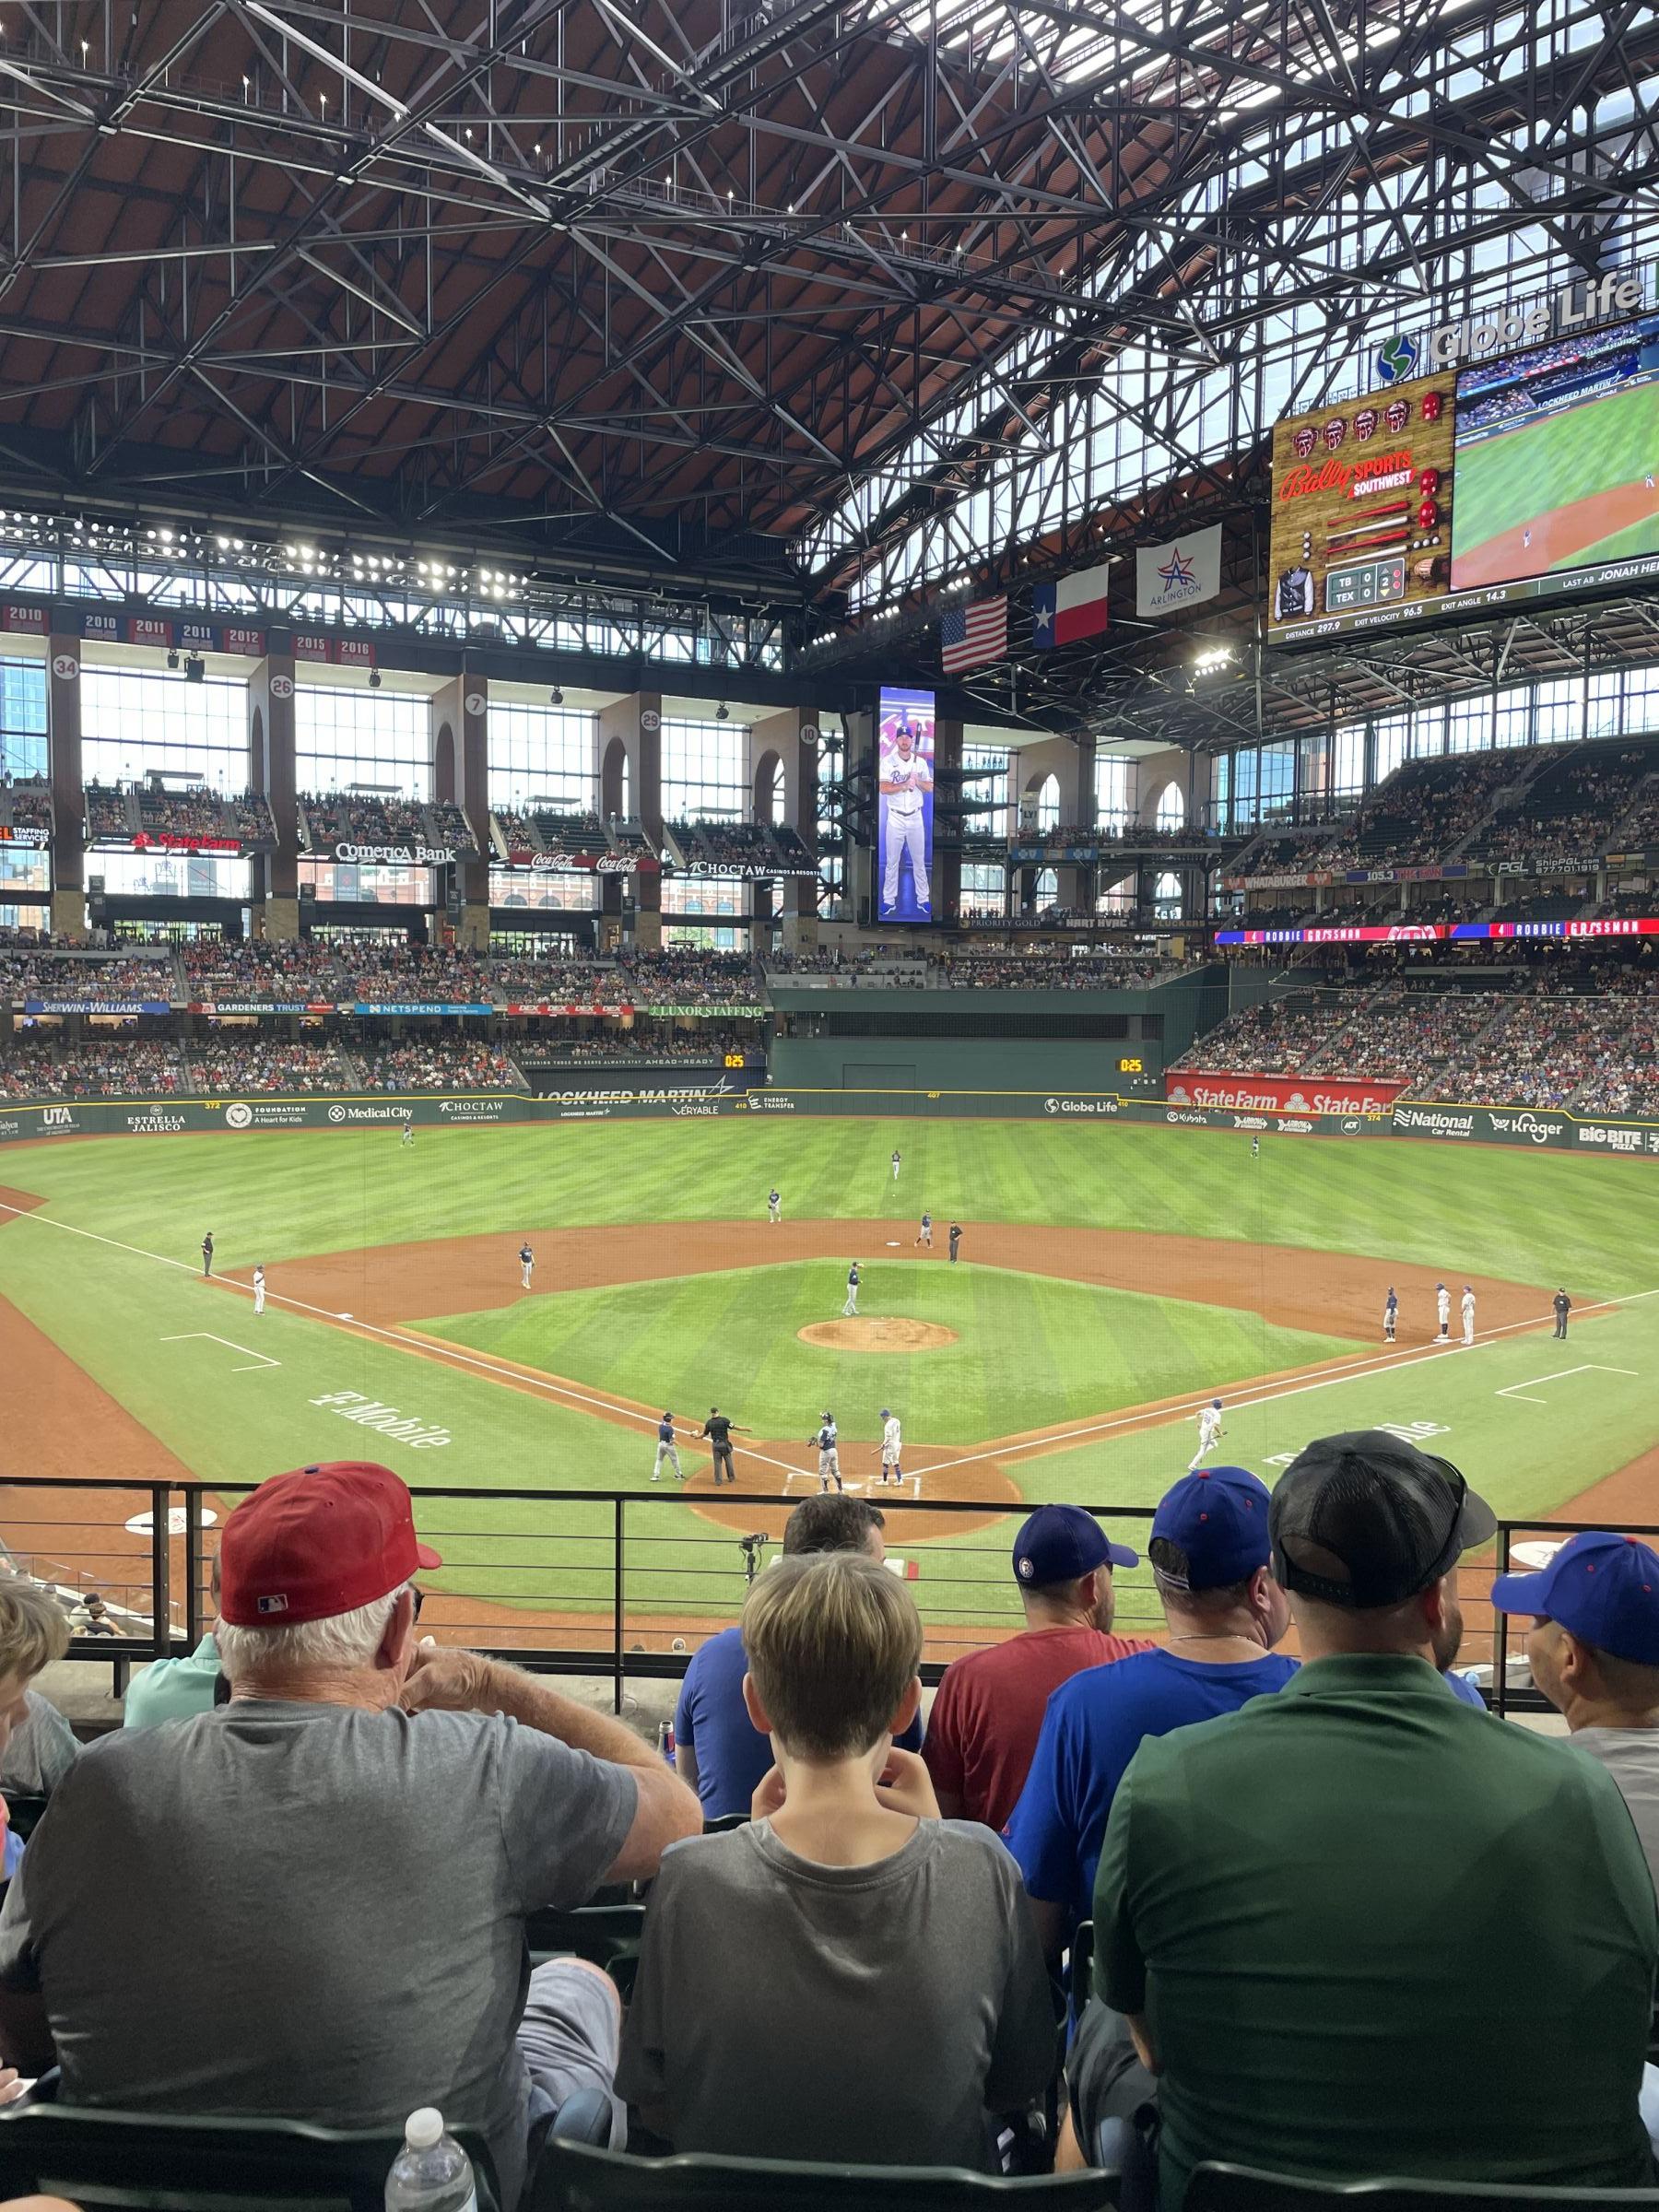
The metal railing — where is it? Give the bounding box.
[0,1478,1622,1717]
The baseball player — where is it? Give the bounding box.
[948,1220,962,1264]
[1189,1397,1224,1470]
[1461,1284,1476,1347]
[1251,1135,1260,1159]
[201,1232,214,1279]
[878,1406,903,1488]
[891,1148,902,1182]
[1554,1288,1572,1339]
[652,1412,684,1484]
[843,1261,861,1316]
[401,1122,415,1149]
[768,1187,782,1224]
[880,719,932,912]
[1436,1282,1451,1340]
[811,1411,843,1493]
[700,1406,749,1486]
[1383,1286,1398,1343]
[520,1241,535,1290]
[253,1265,266,1318]
[916,1211,933,1249]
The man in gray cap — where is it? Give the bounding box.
[1082,1429,1657,2204]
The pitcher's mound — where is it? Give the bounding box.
[798,1317,958,1353]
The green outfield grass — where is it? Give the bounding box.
[2,1116,1656,1632]
[1453,378,1659,559]
[423,1261,1362,1446]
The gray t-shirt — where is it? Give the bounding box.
[0,1693,78,1798]
[617,1818,1054,2169]
[1570,1728,1659,1889]
[0,1699,636,2206]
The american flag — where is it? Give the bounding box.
[940,594,1008,674]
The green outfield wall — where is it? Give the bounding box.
[0,1086,1654,1153]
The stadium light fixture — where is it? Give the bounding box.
[1192,644,1234,676]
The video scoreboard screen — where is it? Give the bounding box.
[1267,276,1659,645]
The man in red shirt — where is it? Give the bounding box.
[924,1507,1153,1830]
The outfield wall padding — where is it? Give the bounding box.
[0,1088,1654,1152]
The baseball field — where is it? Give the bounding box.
[1,1114,1656,1657]
[1451,375,1659,588]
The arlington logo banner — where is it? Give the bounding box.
[1135,523,1223,618]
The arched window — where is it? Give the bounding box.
[1036,774,1061,830]
[1155,782,1184,832]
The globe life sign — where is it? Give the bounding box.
[1424,270,1645,369]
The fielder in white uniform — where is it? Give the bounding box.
[811,1413,842,1493]
[401,1122,415,1148]
[880,726,932,912]
[768,1187,782,1224]
[879,1406,903,1487]
[520,1241,535,1290]
[253,1265,265,1317]
[1436,1282,1451,1340]
[1189,1397,1224,1470]
[891,1148,902,1182]
[1461,1284,1476,1346]
[843,1262,861,1316]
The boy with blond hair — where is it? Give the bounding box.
[618,1553,1053,2166]
[0,1584,68,1875]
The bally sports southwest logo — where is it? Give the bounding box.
[1375,333,1418,384]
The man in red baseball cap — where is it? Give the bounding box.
[0,1464,699,2205]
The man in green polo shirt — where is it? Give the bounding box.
[1089,1430,1658,2206]
[123,1562,223,1730]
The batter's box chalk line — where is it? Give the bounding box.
[159,1332,280,1374]
[1495,1363,1639,1406]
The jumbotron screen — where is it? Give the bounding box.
[1267,295,1659,644]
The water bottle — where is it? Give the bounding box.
[385,2108,477,2212]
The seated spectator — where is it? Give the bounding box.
[0,1462,700,2203]
[617,1553,1055,2166]
[0,1692,77,1804]
[1006,1466,1294,1959]
[1490,1530,1659,1884]
[123,1560,223,1731]
[924,1506,1153,1830]
[1080,1431,1656,2204]
[675,1493,922,1819]
[0,1587,70,1875]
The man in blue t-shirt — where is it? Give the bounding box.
[675,1494,923,1818]
[1006,1464,1296,1961]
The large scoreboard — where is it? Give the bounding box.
[1268,279,1659,644]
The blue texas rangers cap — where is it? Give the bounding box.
[1491,1531,1659,1665]
[1013,1505,1138,1589]
[1150,1466,1272,1590]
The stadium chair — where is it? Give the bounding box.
[0,2099,502,2212]
[1067,1920,1095,2024]
[3,1794,48,1842]
[528,2135,1128,2211]
[527,1900,647,1999]
[1183,2164,1659,2210]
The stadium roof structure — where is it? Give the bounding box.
[1,0,1658,737]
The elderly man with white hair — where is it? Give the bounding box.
[0,1461,700,2205]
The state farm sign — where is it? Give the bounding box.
[1165,1071,1406,1117]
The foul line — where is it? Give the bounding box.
[159,1332,280,1374]
[0,1202,807,1485]
[5,1198,1657,1492]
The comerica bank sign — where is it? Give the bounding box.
[1421,270,1646,370]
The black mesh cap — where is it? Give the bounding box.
[1269,1430,1496,1607]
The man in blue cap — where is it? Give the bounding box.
[1005,1466,1294,1963]
[1491,1531,1659,1887]
[924,1506,1154,1831]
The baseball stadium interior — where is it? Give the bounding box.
[4,1,1659,2206]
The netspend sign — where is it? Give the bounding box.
[1165,1072,1405,1117]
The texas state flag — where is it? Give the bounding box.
[1031,561,1112,648]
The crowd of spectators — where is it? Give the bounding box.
[29,1444,1659,2202]
[351,1037,524,1091]
[299,794,479,855]
[672,820,777,867]
[128,785,275,847]
[0,946,175,1001]
[187,1038,351,1095]
[518,1032,733,1065]
[0,776,51,834]
[931,952,1177,990]
[83,783,133,841]
[619,948,758,1005]
[0,1036,186,1097]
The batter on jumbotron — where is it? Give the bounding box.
[1268,370,1458,634]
